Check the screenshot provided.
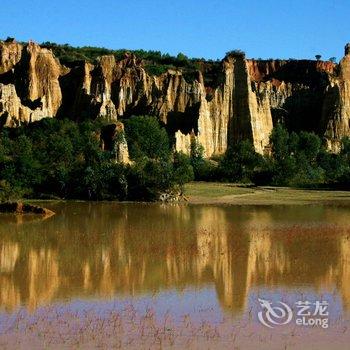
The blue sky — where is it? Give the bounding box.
[2,0,349,60]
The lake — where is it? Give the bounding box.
[0,202,350,349]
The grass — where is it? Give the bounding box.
[184,182,350,205]
[184,182,254,198]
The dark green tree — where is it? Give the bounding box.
[124,116,171,161]
[269,124,297,185]
[190,138,216,180]
[173,152,194,187]
[218,140,262,182]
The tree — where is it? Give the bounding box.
[218,140,262,182]
[0,133,9,164]
[124,116,170,161]
[269,125,297,185]
[189,138,216,180]
[269,126,325,186]
[337,137,350,187]
[297,131,321,163]
[0,180,25,202]
[176,52,188,62]
[315,54,322,61]
[318,149,346,184]
[173,152,194,187]
[225,49,246,58]
[270,124,291,161]
[340,136,350,162]
[126,159,174,201]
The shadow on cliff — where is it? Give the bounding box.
[0,62,42,111]
[267,60,332,86]
[112,94,154,119]
[56,67,102,121]
[272,89,326,133]
[166,103,200,138]
[267,60,341,136]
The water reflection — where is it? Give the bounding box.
[0,203,349,315]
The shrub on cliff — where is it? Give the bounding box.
[144,64,170,76]
[225,49,246,58]
[40,42,201,81]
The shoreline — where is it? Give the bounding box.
[2,183,350,209]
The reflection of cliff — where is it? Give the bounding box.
[1,40,350,155]
[0,242,20,310]
[27,249,59,310]
[332,237,350,309]
[0,242,19,273]
[320,235,350,310]
[0,203,349,314]
[339,237,350,310]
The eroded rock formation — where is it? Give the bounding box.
[1,40,350,156]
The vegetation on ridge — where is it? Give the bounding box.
[37,41,225,85]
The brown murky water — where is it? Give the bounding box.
[0,202,350,349]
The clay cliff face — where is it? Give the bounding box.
[322,48,350,151]
[1,40,350,157]
[0,42,65,127]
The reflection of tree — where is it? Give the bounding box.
[0,203,349,315]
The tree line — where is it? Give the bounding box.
[0,117,192,201]
[0,117,349,202]
[192,125,350,188]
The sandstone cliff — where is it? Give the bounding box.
[1,40,350,157]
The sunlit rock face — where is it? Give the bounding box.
[1,40,350,156]
[0,41,22,74]
[322,44,350,151]
[0,41,64,127]
[100,122,130,163]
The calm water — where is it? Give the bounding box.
[0,202,350,348]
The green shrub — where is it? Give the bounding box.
[189,139,218,180]
[126,159,174,201]
[124,115,171,161]
[173,152,194,186]
[218,140,263,183]
[144,64,170,76]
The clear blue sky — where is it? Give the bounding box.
[2,0,349,60]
